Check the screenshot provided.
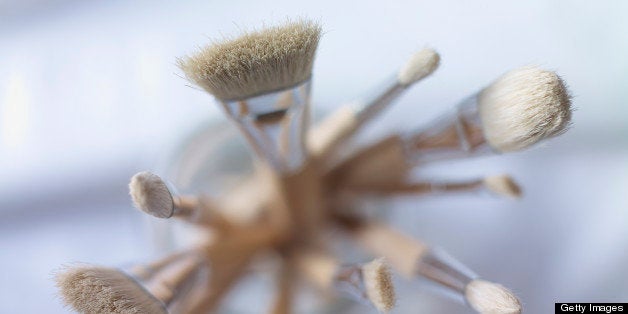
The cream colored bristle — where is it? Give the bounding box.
[129,171,174,219]
[397,48,440,86]
[55,266,167,314]
[483,175,522,198]
[478,66,572,152]
[362,258,396,313]
[465,279,522,314]
[178,19,322,100]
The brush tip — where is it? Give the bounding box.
[483,175,522,198]
[129,171,174,218]
[465,279,522,314]
[55,265,167,314]
[478,66,572,152]
[362,258,396,313]
[397,48,440,86]
[178,18,322,101]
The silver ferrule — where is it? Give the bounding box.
[416,248,477,300]
[353,75,406,126]
[403,93,492,164]
[219,80,311,174]
[333,264,371,307]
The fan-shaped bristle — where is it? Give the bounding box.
[178,19,322,101]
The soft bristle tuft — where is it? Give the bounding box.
[397,48,440,86]
[178,19,322,100]
[362,258,396,313]
[55,265,167,314]
[129,172,174,218]
[465,279,522,314]
[483,175,522,198]
[478,66,572,152]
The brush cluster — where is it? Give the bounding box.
[56,18,572,314]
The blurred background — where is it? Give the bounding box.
[1,0,627,313]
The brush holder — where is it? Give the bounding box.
[152,117,363,313]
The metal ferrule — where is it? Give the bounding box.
[219,80,311,174]
[333,264,370,307]
[403,93,492,164]
[416,247,477,301]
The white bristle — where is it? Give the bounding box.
[55,266,167,314]
[465,279,522,314]
[483,175,522,198]
[397,48,440,86]
[478,66,572,152]
[129,172,174,218]
[362,258,396,313]
[178,19,322,101]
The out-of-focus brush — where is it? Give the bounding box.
[129,171,220,226]
[343,174,522,199]
[294,249,396,313]
[338,217,521,314]
[309,48,440,161]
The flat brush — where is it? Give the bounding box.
[179,20,322,173]
[344,174,522,199]
[294,250,395,313]
[339,218,521,314]
[56,252,203,314]
[331,66,572,187]
[308,48,440,161]
[129,171,220,226]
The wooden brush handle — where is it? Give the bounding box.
[293,248,338,290]
[327,135,410,190]
[185,224,282,314]
[336,215,427,278]
[268,258,297,314]
[343,179,484,195]
[149,254,203,305]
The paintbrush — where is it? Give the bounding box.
[330,66,572,189]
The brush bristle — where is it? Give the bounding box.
[483,175,522,198]
[465,279,522,314]
[178,19,322,101]
[55,266,167,314]
[478,66,572,152]
[397,48,440,86]
[362,258,396,313]
[129,171,174,218]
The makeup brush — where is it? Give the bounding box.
[342,174,522,199]
[56,253,203,314]
[406,66,572,162]
[308,48,440,160]
[178,19,322,173]
[129,171,219,226]
[338,217,521,314]
[295,249,395,313]
[330,66,572,188]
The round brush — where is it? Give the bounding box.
[406,66,572,162]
